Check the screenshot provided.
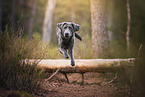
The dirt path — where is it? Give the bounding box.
[33,73,130,97]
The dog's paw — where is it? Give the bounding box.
[71,61,75,66]
[65,56,69,59]
[64,54,69,59]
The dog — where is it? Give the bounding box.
[56,22,82,66]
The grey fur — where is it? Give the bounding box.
[56,22,82,66]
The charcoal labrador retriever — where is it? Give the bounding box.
[57,22,82,66]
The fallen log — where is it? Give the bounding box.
[24,58,135,73]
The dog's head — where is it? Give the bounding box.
[57,22,80,39]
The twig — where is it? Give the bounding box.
[46,68,61,81]
[81,73,85,85]
[137,44,143,57]
[105,73,117,85]
[63,73,69,83]
[126,0,131,54]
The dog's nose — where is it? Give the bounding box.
[65,33,69,37]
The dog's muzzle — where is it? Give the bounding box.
[64,29,71,38]
[64,33,69,38]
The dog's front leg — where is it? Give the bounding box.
[59,47,69,59]
[69,48,75,66]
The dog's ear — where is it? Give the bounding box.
[72,23,80,32]
[57,23,62,29]
[57,22,67,29]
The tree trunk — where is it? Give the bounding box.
[12,0,15,34]
[24,58,135,73]
[28,0,37,39]
[19,0,23,5]
[90,0,109,58]
[71,9,75,22]
[0,0,2,32]
[107,0,114,28]
[107,0,114,41]
[71,2,75,22]
[42,0,56,42]
[126,0,131,55]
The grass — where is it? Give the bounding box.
[0,30,45,93]
[31,33,93,59]
[31,32,137,59]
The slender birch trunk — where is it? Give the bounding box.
[28,0,37,39]
[42,0,56,42]
[126,0,131,55]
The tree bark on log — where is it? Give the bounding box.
[24,58,135,73]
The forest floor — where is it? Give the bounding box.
[0,72,130,97]
[33,72,130,97]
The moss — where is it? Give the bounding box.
[7,91,32,97]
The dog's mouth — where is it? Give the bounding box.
[64,36,70,39]
[65,35,69,38]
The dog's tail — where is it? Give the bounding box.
[75,33,82,41]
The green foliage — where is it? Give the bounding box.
[31,32,93,59]
[108,41,127,58]
[31,32,61,59]
[74,34,92,59]
[7,91,32,97]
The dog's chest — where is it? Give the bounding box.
[61,40,71,49]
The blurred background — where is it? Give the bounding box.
[0,0,145,96]
[1,0,145,59]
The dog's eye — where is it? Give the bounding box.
[64,26,67,29]
[69,27,72,30]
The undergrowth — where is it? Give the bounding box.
[0,30,45,93]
